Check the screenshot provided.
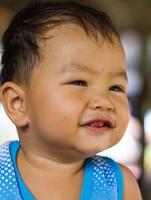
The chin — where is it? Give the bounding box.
[76,145,107,158]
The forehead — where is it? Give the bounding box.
[37,24,126,79]
[40,23,122,52]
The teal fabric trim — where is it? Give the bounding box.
[79,158,93,200]
[104,157,124,200]
[10,141,35,200]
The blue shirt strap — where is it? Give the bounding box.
[103,157,124,200]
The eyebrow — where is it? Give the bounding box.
[59,62,98,75]
[108,70,128,81]
[59,62,127,81]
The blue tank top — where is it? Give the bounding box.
[0,141,123,200]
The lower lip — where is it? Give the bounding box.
[81,125,110,134]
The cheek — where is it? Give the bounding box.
[117,98,130,130]
[30,90,86,131]
[49,90,84,113]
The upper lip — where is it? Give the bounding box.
[80,115,115,128]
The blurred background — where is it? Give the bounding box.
[0,0,151,199]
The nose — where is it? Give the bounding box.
[88,92,114,111]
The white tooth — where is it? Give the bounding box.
[90,123,96,127]
[99,122,104,126]
[90,122,104,127]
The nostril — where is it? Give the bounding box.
[92,103,114,111]
[88,94,114,111]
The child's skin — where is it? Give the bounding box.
[1,24,142,199]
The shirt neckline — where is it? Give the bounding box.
[10,141,36,200]
[10,140,93,200]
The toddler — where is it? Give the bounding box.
[0,1,142,200]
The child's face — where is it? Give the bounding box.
[24,24,130,160]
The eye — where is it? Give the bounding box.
[109,85,125,93]
[69,80,87,87]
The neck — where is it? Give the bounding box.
[17,144,85,177]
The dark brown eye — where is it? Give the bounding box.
[69,80,87,87]
[109,85,125,93]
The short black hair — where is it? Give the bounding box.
[0,1,120,85]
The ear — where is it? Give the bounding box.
[1,82,29,127]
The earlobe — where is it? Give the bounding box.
[1,82,29,127]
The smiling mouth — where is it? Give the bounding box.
[80,120,113,134]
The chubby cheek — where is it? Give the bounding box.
[116,99,130,137]
[30,90,85,139]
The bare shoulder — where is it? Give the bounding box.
[119,164,142,200]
